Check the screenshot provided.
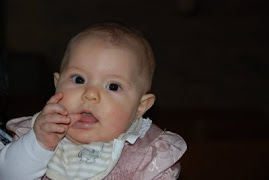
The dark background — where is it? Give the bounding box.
[0,0,269,179]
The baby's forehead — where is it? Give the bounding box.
[69,36,143,65]
[79,33,143,52]
[73,35,145,63]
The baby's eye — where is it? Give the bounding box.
[106,83,121,91]
[71,75,85,84]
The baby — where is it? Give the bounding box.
[0,22,186,180]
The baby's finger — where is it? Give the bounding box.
[44,113,71,125]
[68,113,81,126]
[43,103,67,116]
[46,92,63,105]
[41,122,69,134]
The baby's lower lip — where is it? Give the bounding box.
[72,113,98,128]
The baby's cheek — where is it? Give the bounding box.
[57,95,77,129]
[57,98,68,110]
[109,107,135,131]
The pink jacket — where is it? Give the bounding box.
[7,117,187,179]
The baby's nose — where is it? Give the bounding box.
[82,86,100,103]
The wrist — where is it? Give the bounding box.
[37,140,56,151]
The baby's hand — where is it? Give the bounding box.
[34,92,80,151]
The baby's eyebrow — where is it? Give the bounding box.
[63,66,86,74]
[105,73,133,86]
[106,73,128,81]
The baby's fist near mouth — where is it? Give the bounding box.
[33,92,81,151]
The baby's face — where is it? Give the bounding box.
[54,38,145,144]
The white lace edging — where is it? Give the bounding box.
[139,117,152,138]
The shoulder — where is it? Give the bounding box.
[127,123,187,157]
[107,123,187,179]
[6,116,33,140]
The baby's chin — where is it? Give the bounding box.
[65,134,93,145]
[65,129,128,145]
[64,131,114,145]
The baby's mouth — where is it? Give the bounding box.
[72,112,98,128]
[81,112,98,122]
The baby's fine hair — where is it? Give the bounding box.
[60,22,155,92]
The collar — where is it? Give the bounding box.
[120,117,152,144]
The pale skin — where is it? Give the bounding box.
[34,38,155,151]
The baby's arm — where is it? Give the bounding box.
[0,92,81,179]
[0,129,54,180]
[34,92,81,151]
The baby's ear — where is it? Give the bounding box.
[53,72,60,88]
[136,94,155,118]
